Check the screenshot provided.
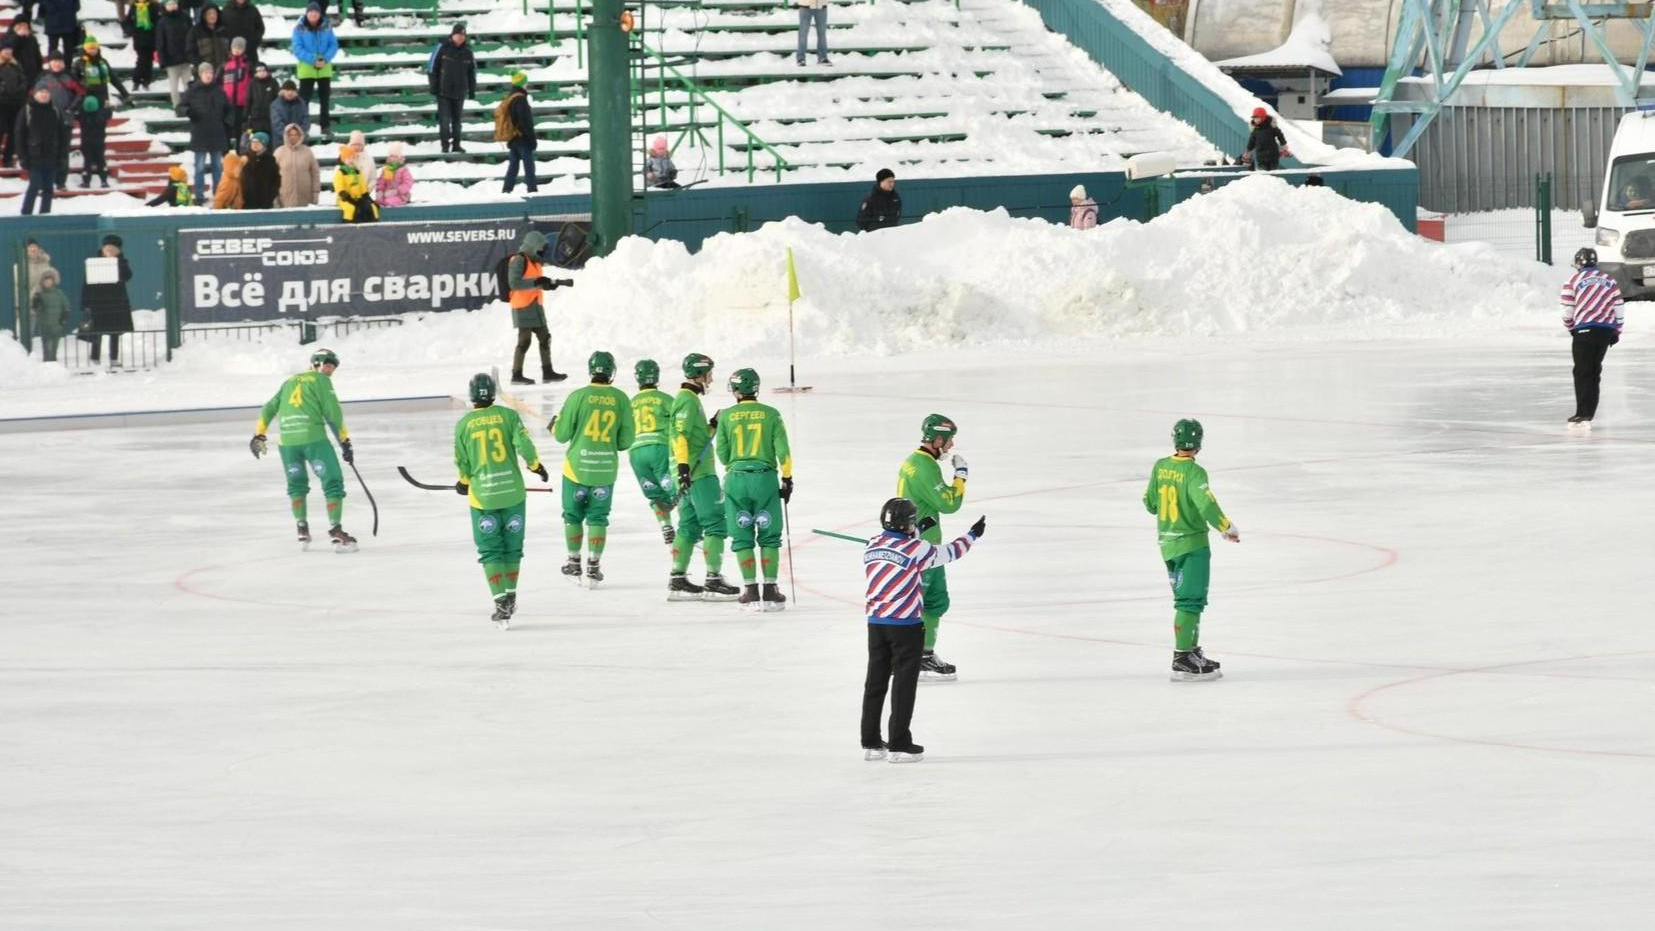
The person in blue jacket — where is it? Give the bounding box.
[289,1,336,136]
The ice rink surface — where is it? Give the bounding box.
[4,336,1654,929]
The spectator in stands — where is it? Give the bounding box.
[345,128,374,177]
[0,45,24,168]
[312,0,365,29]
[188,3,230,77]
[239,130,278,208]
[856,167,901,231]
[125,0,159,91]
[269,77,307,137]
[35,51,82,182]
[373,139,411,206]
[219,0,264,69]
[275,121,318,206]
[429,23,475,154]
[81,235,134,367]
[499,70,536,193]
[333,142,376,222]
[2,19,44,89]
[73,37,126,188]
[37,0,81,60]
[177,60,230,200]
[220,36,251,143]
[15,87,61,214]
[291,2,338,137]
[1069,184,1096,230]
[645,134,679,189]
[146,163,196,204]
[1242,107,1289,172]
[244,61,277,142]
[213,147,244,208]
[26,239,55,297]
[31,267,70,363]
[794,0,828,67]
[157,0,192,106]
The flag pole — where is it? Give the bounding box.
[777,247,812,393]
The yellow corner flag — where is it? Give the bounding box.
[786,247,802,303]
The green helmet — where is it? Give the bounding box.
[920,413,958,443]
[310,348,339,369]
[588,350,616,380]
[682,352,714,379]
[727,367,760,397]
[468,372,497,404]
[1172,418,1204,450]
[635,358,660,386]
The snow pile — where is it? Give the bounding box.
[0,333,75,390]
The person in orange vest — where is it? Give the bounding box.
[504,229,572,385]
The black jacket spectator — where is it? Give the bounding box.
[2,21,44,85]
[177,74,230,151]
[856,169,902,231]
[429,35,476,100]
[37,0,80,47]
[507,85,533,143]
[156,3,191,67]
[1244,115,1288,170]
[241,143,279,208]
[187,3,230,72]
[218,0,263,65]
[83,243,135,335]
[245,67,277,135]
[12,92,63,167]
[0,51,27,107]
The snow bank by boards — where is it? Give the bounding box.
[2,177,1557,416]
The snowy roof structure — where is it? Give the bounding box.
[1215,11,1343,77]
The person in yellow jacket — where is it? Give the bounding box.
[333,143,377,223]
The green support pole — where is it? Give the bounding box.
[588,0,633,256]
[1538,172,1554,266]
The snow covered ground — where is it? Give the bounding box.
[6,177,1652,927]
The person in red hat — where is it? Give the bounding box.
[1242,106,1290,172]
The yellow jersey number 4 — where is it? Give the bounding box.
[584,409,618,442]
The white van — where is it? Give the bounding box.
[1586,108,1655,300]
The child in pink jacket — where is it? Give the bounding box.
[374,140,414,207]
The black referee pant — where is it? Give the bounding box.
[1571,326,1615,420]
[862,622,924,750]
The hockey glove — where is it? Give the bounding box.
[1221,521,1240,543]
[546,415,558,434]
[250,434,267,458]
[780,476,793,503]
[455,481,469,496]
[339,439,354,464]
[968,515,987,538]
[951,452,969,480]
[708,412,719,430]
[531,463,549,482]
[534,276,554,289]
[916,516,937,535]
[676,463,693,496]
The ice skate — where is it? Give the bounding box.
[585,559,603,588]
[701,573,740,601]
[561,556,583,585]
[668,572,704,601]
[296,520,311,551]
[491,596,511,630]
[920,650,957,681]
[328,525,357,553]
[1567,415,1593,433]
[761,583,787,613]
[863,743,888,762]
[888,743,925,763]
[503,591,517,618]
[1170,649,1223,682]
[739,583,761,610]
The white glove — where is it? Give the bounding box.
[1221,521,1240,543]
[950,452,969,480]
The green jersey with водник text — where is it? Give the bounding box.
[455,405,542,510]
[670,386,717,481]
[715,399,793,477]
[630,388,674,450]
[1143,453,1232,560]
[897,449,965,545]
[256,370,349,446]
[552,383,636,484]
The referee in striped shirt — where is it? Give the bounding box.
[1561,247,1627,428]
